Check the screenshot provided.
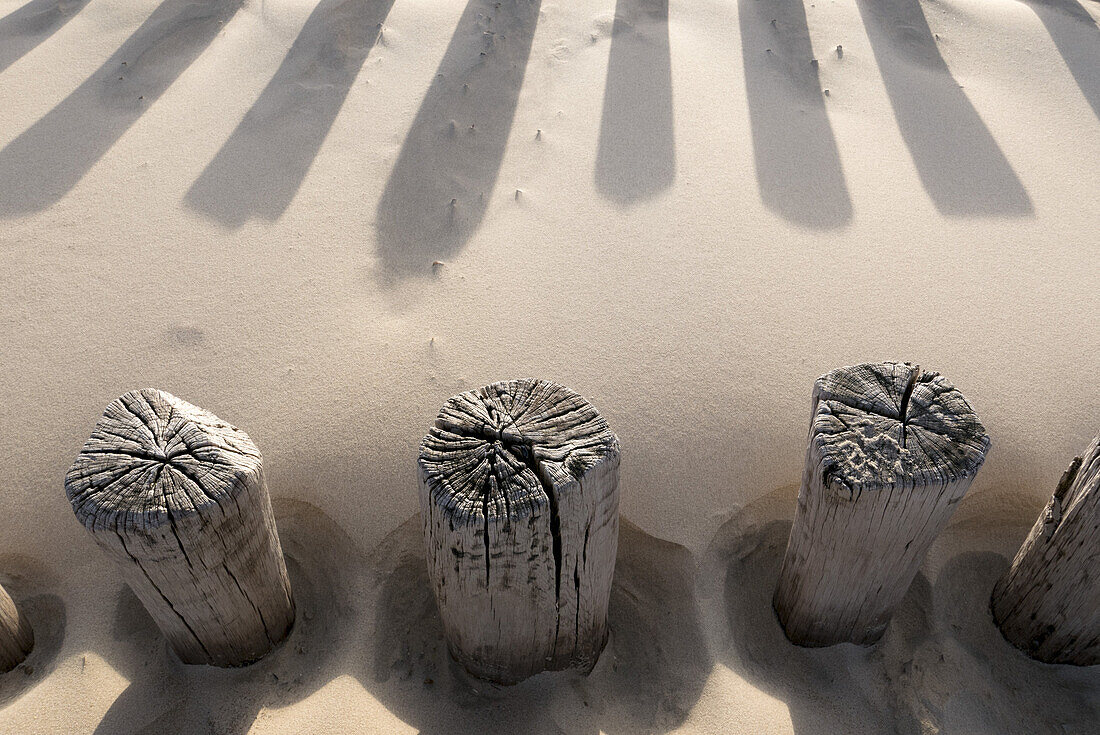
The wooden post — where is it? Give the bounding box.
[0,582,33,673]
[65,389,295,667]
[774,362,990,646]
[419,378,620,684]
[991,430,1100,665]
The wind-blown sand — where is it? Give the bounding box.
[0,0,1098,732]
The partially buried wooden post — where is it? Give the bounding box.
[65,389,295,667]
[991,429,1100,665]
[419,378,620,684]
[0,582,33,673]
[774,362,990,646]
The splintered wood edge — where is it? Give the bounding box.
[65,389,262,534]
[991,430,1100,664]
[811,362,990,498]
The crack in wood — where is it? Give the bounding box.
[67,389,294,667]
[419,379,619,683]
[898,364,920,448]
[776,362,989,646]
[446,418,566,603]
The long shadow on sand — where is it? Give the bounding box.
[1023,0,1100,120]
[740,0,852,229]
[594,0,675,205]
[363,515,712,734]
[185,0,396,227]
[0,0,91,76]
[705,505,1100,734]
[374,0,541,277]
[92,499,367,735]
[0,557,66,711]
[0,0,244,217]
[855,0,1032,217]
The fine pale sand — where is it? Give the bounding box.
[0,0,1098,732]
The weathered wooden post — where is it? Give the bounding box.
[991,429,1100,665]
[65,389,295,667]
[419,378,620,684]
[0,582,33,673]
[774,362,990,646]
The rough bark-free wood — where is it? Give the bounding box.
[65,389,294,667]
[774,362,990,647]
[419,379,620,684]
[991,430,1100,665]
[0,582,33,673]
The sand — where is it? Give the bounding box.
[0,0,1098,731]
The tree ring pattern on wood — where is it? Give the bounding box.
[65,389,294,666]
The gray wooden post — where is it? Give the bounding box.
[65,389,295,667]
[991,429,1100,665]
[418,378,620,684]
[774,362,990,646]
[0,582,33,673]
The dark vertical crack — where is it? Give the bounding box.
[509,441,562,603]
[483,446,499,587]
[582,523,589,568]
[223,561,276,645]
[573,562,581,649]
[547,483,563,604]
[483,478,492,586]
[164,503,195,572]
[898,364,920,449]
[446,406,572,648]
[116,530,213,662]
[518,441,565,655]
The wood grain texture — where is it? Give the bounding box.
[774,362,989,646]
[419,379,620,683]
[65,389,294,667]
[992,429,1100,665]
[0,582,33,673]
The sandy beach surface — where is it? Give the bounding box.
[1,0,1098,732]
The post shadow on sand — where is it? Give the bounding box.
[739,0,852,229]
[0,0,244,217]
[0,0,91,76]
[0,557,66,710]
[374,0,541,276]
[901,552,1099,733]
[705,509,1100,734]
[185,0,396,227]
[1023,0,1100,120]
[364,515,712,734]
[92,499,370,735]
[711,517,924,734]
[594,0,675,205]
[855,0,1032,217]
